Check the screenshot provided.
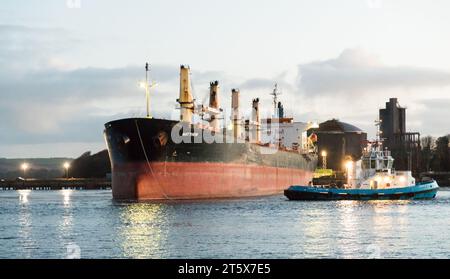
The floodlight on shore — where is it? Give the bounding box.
[63,162,70,179]
[21,163,29,179]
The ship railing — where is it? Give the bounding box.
[362,149,391,158]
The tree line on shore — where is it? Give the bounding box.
[69,150,111,178]
[420,134,450,173]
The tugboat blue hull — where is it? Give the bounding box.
[284,181,439,201]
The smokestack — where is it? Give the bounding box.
[252,98,260,143]
[178,65,194,123]
[209,81,219,108]
[231,89,241,139]
[209,81,220,131]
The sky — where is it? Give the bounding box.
[1,0,450,158]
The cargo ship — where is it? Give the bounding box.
[104,64,318,200]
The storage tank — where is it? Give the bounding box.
[310,119,367,171]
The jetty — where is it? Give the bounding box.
[0,178,111,190]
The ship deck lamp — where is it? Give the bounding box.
[139,63,159,118]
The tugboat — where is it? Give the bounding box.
[284,121,439,201]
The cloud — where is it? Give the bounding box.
[1,25,449,157]
[297,48,450,96]
[288,48,450,138]
[407,98,450,136]
[0,25,234,153]
[0,64,181,144]
[0,24,80,72]
[239,78,275,90]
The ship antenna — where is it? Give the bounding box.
[270,83,282,118]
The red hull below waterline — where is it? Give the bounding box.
[112,162,314,200]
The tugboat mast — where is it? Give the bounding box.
[375,119,383,151]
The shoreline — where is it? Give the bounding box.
[0,178,111,190]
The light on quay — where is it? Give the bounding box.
[63,162,70,179]
[21,163,29,171]
[21,163,29,179]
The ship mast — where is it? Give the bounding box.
[270,83,282,118]
[145,63,150,118]
[140,62,157,118]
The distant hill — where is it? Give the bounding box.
[0,150,111,179]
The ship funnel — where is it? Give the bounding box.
[209,81,219,108]
[208,81,220,131]
[251,98,261,143]
[178,65,194,123]
[231,89,241,139]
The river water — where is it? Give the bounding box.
[0,189,449,258]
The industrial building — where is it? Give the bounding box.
[379,98,421,176]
